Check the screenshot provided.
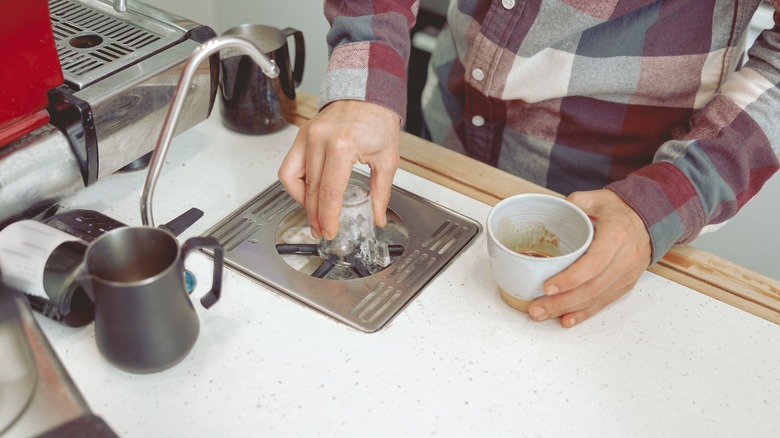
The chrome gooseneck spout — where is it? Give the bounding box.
[114,0,127,12]
[140,36,280,227]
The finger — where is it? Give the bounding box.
[303,135,326,239]
[531,266,636,322]
[304,180,322,238]
[559,283,634,328]
[543,229,616,296]
[368,164,397,228]
[278,132,308,205]
[528,286,591,322]
[318,145,357,240]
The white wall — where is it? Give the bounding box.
[147,0,329,96]
[145,0,221,36]
[692,175,780,278]
[147,0,780,279]
[216,0,330,96]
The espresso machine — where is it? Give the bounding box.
[0,0,219,227]
[0,2,219,432]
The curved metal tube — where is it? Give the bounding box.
[140,36,280,226]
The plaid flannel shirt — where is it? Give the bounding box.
[320,0,780,263]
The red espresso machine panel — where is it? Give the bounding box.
[0,0,64,147]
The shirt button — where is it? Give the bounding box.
[471,68,485,81]
[502,0,516,9]
[471,115,485,127]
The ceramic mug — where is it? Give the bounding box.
[76,226,224,373]
[219,24,305,135]
[486,194,593,312]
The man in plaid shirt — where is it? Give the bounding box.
[278,0,780,327]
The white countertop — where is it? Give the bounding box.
[36,113,780,437]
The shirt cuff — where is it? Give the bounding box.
[606,162,707,264]
[318,42,408,123]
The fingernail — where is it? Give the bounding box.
[566,316,576,327]
[545,285,559,295]
[529,306,545,319]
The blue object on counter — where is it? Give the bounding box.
[185,270,196,294]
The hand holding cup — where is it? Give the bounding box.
[486,194,593,312]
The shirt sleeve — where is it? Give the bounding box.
[606,3,780,264]
[319,0,419,122]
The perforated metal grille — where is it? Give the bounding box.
[48,0,185,89]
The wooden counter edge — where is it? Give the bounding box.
[292,92,780,324]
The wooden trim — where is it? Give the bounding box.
[292,91,780,324]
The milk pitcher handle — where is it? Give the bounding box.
[282,27,305,88]
[181,236,224,309]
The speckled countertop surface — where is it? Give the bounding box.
[36,113,780,437]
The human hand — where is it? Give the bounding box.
[527,189,652,327]
[278,100,401,239]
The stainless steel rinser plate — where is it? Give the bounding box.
[202,171,482,332]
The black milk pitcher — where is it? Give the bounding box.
[76,227,223,374]
[219,24,305,135]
